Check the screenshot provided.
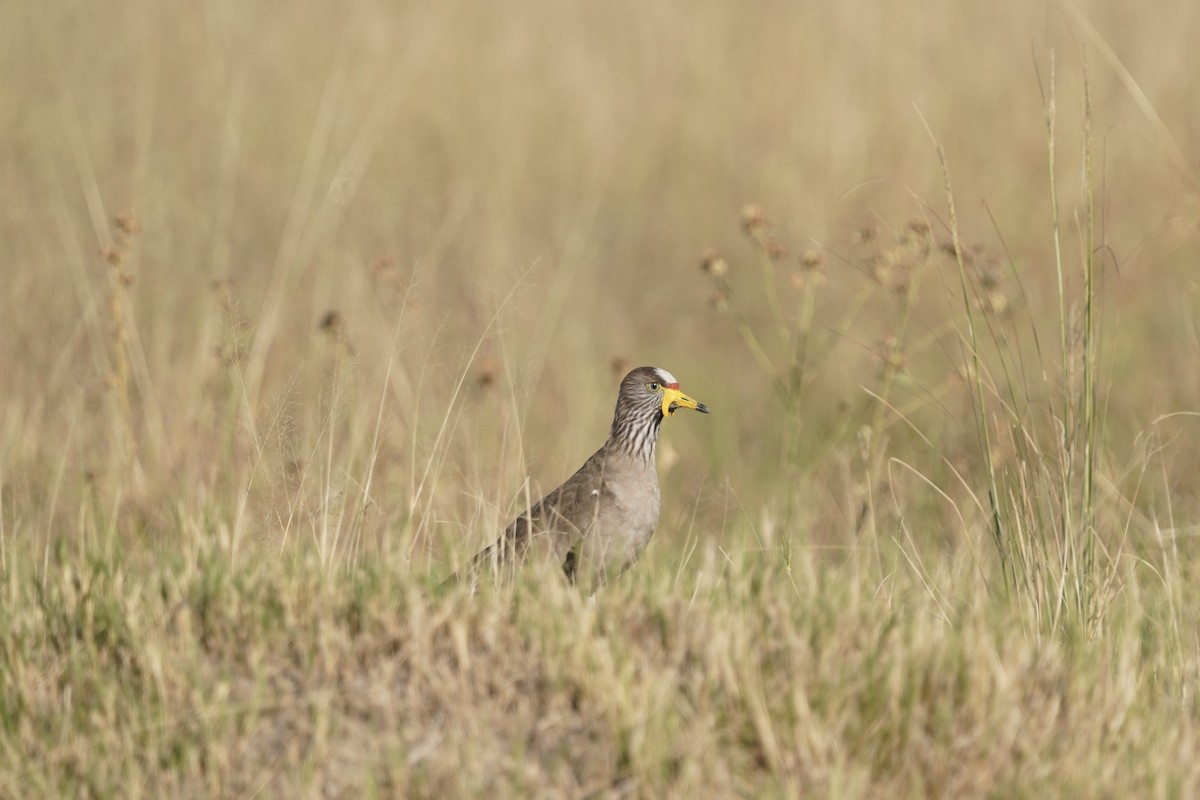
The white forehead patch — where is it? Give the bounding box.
[654,368,678,386]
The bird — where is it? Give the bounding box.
[449,366,709,592]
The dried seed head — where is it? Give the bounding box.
[972,247,1003,288]
[899,229,931,261]
[764,238,786,260]
[477,356,499,388]
[906,218,931,236]
[936,236,959,257]
[872,260,892,288]
[370,254,400,284]
[852,223,877,245]
[800,249,825,271]
[114,212,141,236]
[700,247,728,278]
[792,250,828,289]
[741,203,770,236]
[318,310,343,335]
[981,290,1010,318]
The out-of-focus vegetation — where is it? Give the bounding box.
[2,1,1200,796]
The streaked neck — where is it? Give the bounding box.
[608,414,661,463]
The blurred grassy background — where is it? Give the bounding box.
[3,0,1200,796]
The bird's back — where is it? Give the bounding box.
[474,444,660,588]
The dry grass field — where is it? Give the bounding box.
[3,0,1200,796]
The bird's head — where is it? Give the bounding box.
[617,366,710,420]
[608,367,708,460]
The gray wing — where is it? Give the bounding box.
[461,449,612,583]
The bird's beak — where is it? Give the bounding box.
[662,387,710,417]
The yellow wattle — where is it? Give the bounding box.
[661,387,682,417]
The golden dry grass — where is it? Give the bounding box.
[3,0,1200,797]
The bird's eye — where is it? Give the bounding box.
[647,381,660,392]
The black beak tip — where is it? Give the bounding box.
[696,402,711,414]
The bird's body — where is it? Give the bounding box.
[455,366,708,591]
